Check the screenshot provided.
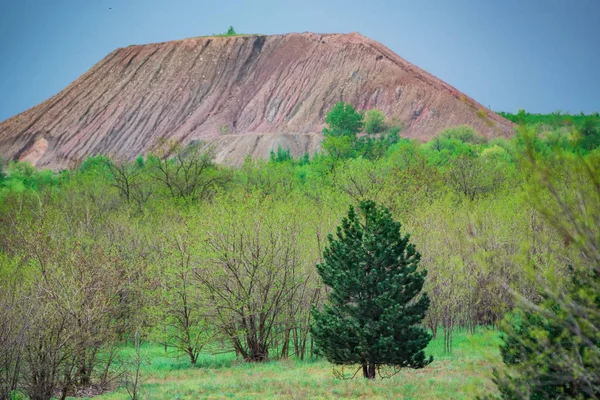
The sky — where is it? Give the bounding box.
[0,0,599,122]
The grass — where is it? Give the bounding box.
[86,329,501,399]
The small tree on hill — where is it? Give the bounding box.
[226,26,236,36]
[311,200,432,379]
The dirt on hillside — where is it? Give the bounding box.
[0,32,514,168]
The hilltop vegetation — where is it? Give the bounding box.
[499,110,600,150]
[0,105,598,398]
[499,109,600,128]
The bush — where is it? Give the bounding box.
[439,125,488,144]
[364,109,386,134]
[494,280,600,399]
[354,127,401,160]
[577,119,600,150]
[269,146,292,163]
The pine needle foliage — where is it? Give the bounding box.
[311,200,432,379]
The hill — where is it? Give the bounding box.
[0,32,514,168]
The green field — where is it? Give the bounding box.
[91,330,500,400]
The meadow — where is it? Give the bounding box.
[93,329,500,400]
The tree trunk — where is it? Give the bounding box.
[292,328,300,357]
[280,328,291,359]
[368,363,376,379]
[300,334,307,361]
[188,348,197,365]
[245,340,268,362]
[362,363,376,379]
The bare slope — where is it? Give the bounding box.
[0,32,514,168]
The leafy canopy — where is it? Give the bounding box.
[323,102,363,137]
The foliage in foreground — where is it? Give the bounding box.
[489,147,600,399]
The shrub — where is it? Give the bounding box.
[364,109,386,134]
[269,146,292,163]
[439,125,488,144]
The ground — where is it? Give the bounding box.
[89,329,501,400]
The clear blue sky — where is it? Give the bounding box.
[0,0,598,122]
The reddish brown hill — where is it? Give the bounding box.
[0,32,514,168]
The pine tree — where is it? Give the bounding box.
[311,200,432,379]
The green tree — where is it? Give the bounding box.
[516,109,528,125]
[323,102,363,137]
[578,119,600,150]
[226,26,236,35]
[299,152,310,166]
[311,200,432,379]
[494,284,599,400]
[157,223,212,365]
[446,153,505,201]
[196,198,306,362]
[490,145,600,399]
[0,158,5,184]
[269,146,292,163]
[321,135,355,174]
[149,140,230,202]
[364,109,386,134]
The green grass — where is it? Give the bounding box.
[85,329,501,399]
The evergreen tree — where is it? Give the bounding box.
[311,200,432,379]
